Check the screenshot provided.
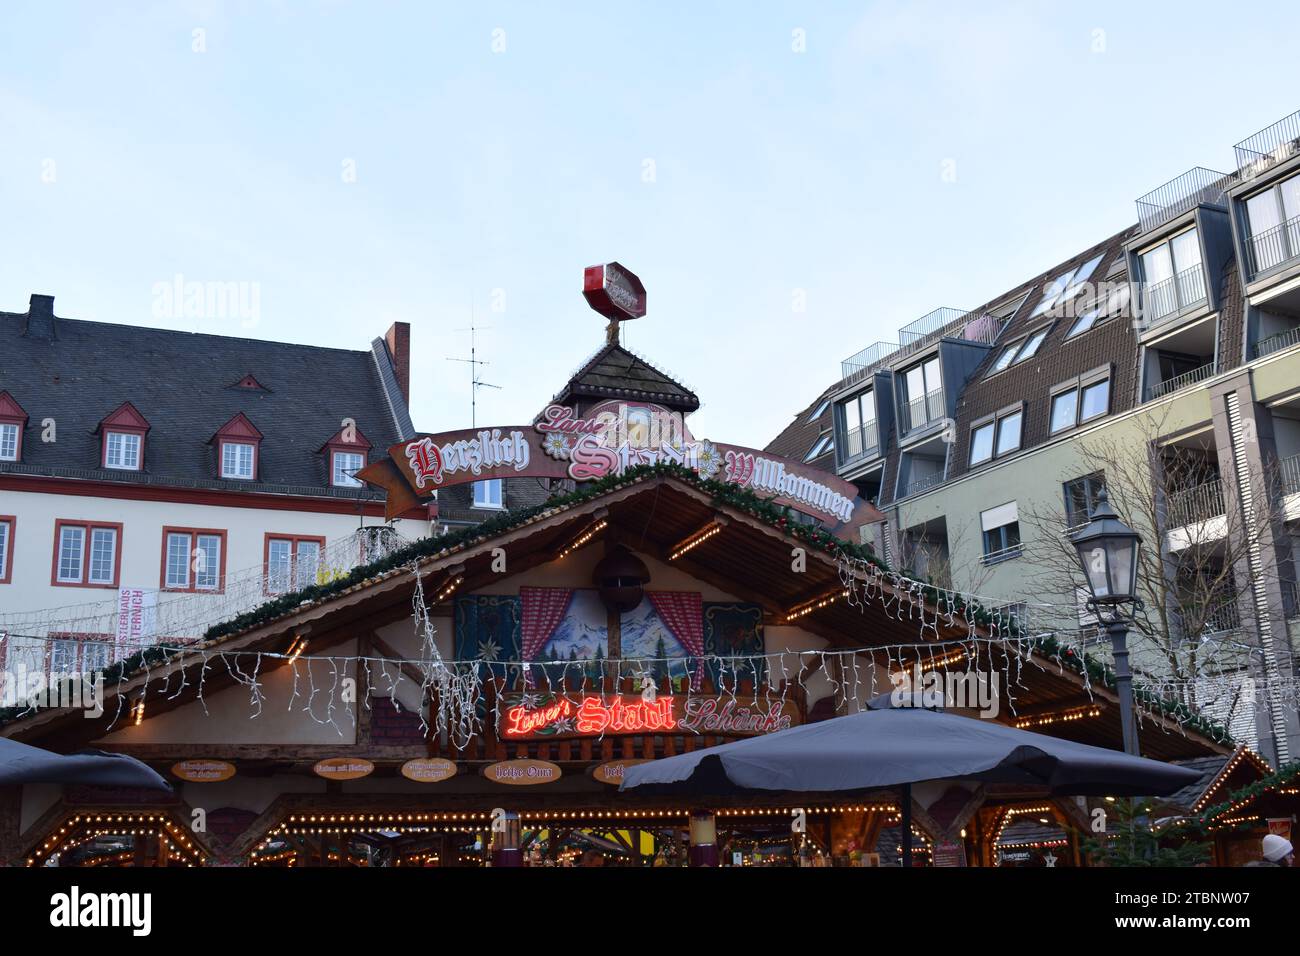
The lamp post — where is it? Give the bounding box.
[1070,489,1143,757]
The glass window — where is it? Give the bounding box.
[51,640,78,675]
[332,451,365,487]
[1171,229,1202,272]
[988,345,1018,375]
[922,358,941,395]
[0,519,9,577]
[1050,389,1079,434]
[808,399,830,422]
[196,534,221,590]
[1247,188,1282,236]
[221,442,255,479]
[267,538,292,593]
[805,435,831,462]
[105,432,141,470]
[1064,473,1106,528]
[166,532,190,589]
[1063,254,1106,299]
[982,522,1021,556]
[1013,329,1048,364]
[1067,305,1102,338]
[970,423,994,466]
[83,641,111,673]
[1030,268,1078,318]
[88,528,116,584]
[57,526,85,582]
[1140,243,1173,285]
[1080,379,1110,421]
[0,422,17,460]
[295,540,321,589]
[995,411,1023,455]
[473,478,504,508]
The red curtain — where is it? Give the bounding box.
[647,591,704,686]
[520,587,575,662]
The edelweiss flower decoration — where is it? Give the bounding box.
[694,440,722,480]
[542,432,572,459]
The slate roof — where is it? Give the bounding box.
[0,299,410,499]
[765,385,835,466]
[553,342,699,412]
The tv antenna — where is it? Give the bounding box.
[446,312,501,429]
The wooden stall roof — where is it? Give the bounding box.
[3,472,1229,761]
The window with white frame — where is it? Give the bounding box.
[48,635,113,676]
[221,441,256,480]
[266,535,324,594]
[104,431,141,470]
[164,529,224,591]
[332,451,365,487]
[0,422,18,461]
[54,522,119,586]
[473,479,504,509]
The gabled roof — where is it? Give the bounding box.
[317,424,372,452]
[553,343,699,412]
[211,411,264,443]
[0,390,28,422]
[0,306,408,495]
[95,400,151,434]
[0,466,1226,763]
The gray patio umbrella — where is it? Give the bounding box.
[0,737,171,790]
[620,706,1200,864]
[620,707,1200,797]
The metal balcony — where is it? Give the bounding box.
[903,469,946,497]
[1165,479,1226,527]
[1134,167,1229,233]
[1235,109,1300,177]
[1253,324,1300,359]
[1140,264,1207,324]
[841,419,879,462]
[840,341,900,385]
[1245,214,1300,280]
[1144,361,1215,402]
[1280,453,1300,496]
[901,389,945,434]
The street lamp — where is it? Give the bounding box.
[1070,489,1143,756]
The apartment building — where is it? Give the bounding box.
[766,108,1300,766]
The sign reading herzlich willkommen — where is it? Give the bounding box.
[357,398,878,538]
[497,692,799,741]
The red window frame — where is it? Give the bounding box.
[51,519,124,589]
[46,631,116,675]
[160,527,228,593]
[0,515,14,584]
[263,533,327,595]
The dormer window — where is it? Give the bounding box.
[319,424,372,489]
[105,432,142,470]
[0,391,28,462]
[95,402,150,472]
[211,413,263,482]
[221,442,256,480]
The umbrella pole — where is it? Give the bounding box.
[901,784,912,868]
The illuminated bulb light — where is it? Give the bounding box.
[286,636,309,662]
[436,576,465,602]
[559,519,608,559]
[132,698,146,726]
[1013,705,1102,729]
[668,523,723,561]
[783,589,850,623]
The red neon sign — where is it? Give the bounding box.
[501,695,677,739]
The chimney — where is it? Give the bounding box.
[384,321,410,405]
[24,294,56,341]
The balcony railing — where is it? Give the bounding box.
[1254,324,1300,360]
[1140,265,1207,324]
[1134,167,1229,233]
[1235,109,1300,177]
[1145,361,1215,402]
[840,341,901,384]
[1245,214,1300,279]
[1196,600,1242,636]
[1166,479,1226,527]
[901,389,945,434]
[842,419,879,462]
[903,469,946,497]
[1280,453,1300,496]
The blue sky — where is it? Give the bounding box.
[2,1,1298,450]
